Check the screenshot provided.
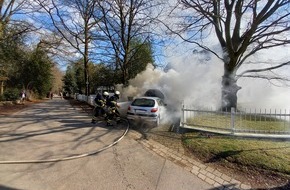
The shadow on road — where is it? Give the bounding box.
[0,99,126,161]
[0,184,22,190]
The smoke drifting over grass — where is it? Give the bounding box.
[238,79,290,110]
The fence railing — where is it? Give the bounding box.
[75,94,96,106]
[180,105,290,136]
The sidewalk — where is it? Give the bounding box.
[127,127,252,190]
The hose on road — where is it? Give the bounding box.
[0,119,129,164]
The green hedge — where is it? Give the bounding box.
[3,88,20,101]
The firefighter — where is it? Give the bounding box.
[91,91,109,124]
[105,91,121,126]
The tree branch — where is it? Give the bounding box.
[237,61,290,79]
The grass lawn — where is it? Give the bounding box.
[187,114,290,132]
[182,132,290,175]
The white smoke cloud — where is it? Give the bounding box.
[117,44,290,120]
[237,45,290,110]
[117,50,224,116]
[237,79,290,110]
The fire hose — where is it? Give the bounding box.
[0,119,129,164]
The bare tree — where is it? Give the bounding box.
[0,0,35,40]
[95,0,161,86]
[167,0,290,110]
[0,0,35,95]
[35,0,100,97]
[51,64,64,94]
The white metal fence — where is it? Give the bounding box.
[75,94,96,106]
[180,105,290,136]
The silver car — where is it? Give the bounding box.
[127,96,166,126]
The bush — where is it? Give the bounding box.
[3,88,20,101]
[0,94,4,101]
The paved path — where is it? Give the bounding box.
[0,99,216,190]
[129,130,252,190]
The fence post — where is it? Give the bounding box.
[231,107,235,134]
[178,102,185,133]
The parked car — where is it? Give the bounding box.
[127,96,166,126]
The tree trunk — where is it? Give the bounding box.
[221,70,241,111]
[122,67,129,87]
[0,81,3,95]
[84,20,89,97]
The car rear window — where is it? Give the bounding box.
[132,98,155,107]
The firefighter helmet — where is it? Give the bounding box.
[103,91,109,96]
[115,91,120,95]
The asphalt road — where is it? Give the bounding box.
[0,99,213,190]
